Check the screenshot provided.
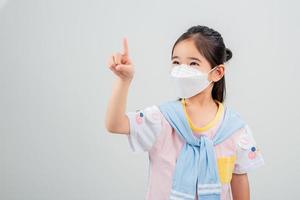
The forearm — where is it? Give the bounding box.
[105,77,132,134]
[231,173,250,200]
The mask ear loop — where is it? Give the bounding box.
[207,65,219,84]
[208,65,219,74]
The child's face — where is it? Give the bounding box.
[171,39,224,83]
[171,39,212,73]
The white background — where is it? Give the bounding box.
[1,0,299,199]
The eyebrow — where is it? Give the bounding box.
[171,56,202,63]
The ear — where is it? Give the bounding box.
[210,64,225,82]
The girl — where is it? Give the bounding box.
[105,25,264,200]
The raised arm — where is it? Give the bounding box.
[105,37,135,134]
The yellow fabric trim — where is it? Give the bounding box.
[217,156,236,184]
[181,98,224,133]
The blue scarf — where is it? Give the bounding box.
[158,100,245,200]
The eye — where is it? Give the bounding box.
[172,60,180,65]
[190,62,199,66]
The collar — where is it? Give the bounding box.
[181,98,224,133]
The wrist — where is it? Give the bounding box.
[116,77,133,85]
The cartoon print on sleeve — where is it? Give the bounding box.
[125,105,164,153]
[233,125,265,174]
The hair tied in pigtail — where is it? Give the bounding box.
[225,48,232,62]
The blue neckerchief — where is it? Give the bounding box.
[158,100,246,200]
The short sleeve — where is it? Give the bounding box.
[233,124,265,174]
[125,105,164,153]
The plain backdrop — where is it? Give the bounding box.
[1,0,300,199]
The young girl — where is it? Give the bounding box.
[105,25,264,200]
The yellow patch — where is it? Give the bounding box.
[217,156,236,184]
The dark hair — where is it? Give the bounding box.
[171,25,232,103]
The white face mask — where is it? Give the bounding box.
[170,64,217,98]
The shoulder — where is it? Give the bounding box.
[158,99,181,108]
[157,99,183,117]
[218,104,247,138]
[222,105,251,136]
[223,104,245,122]
[220,106,265,173]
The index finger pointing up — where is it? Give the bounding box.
[123,37,129,56]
